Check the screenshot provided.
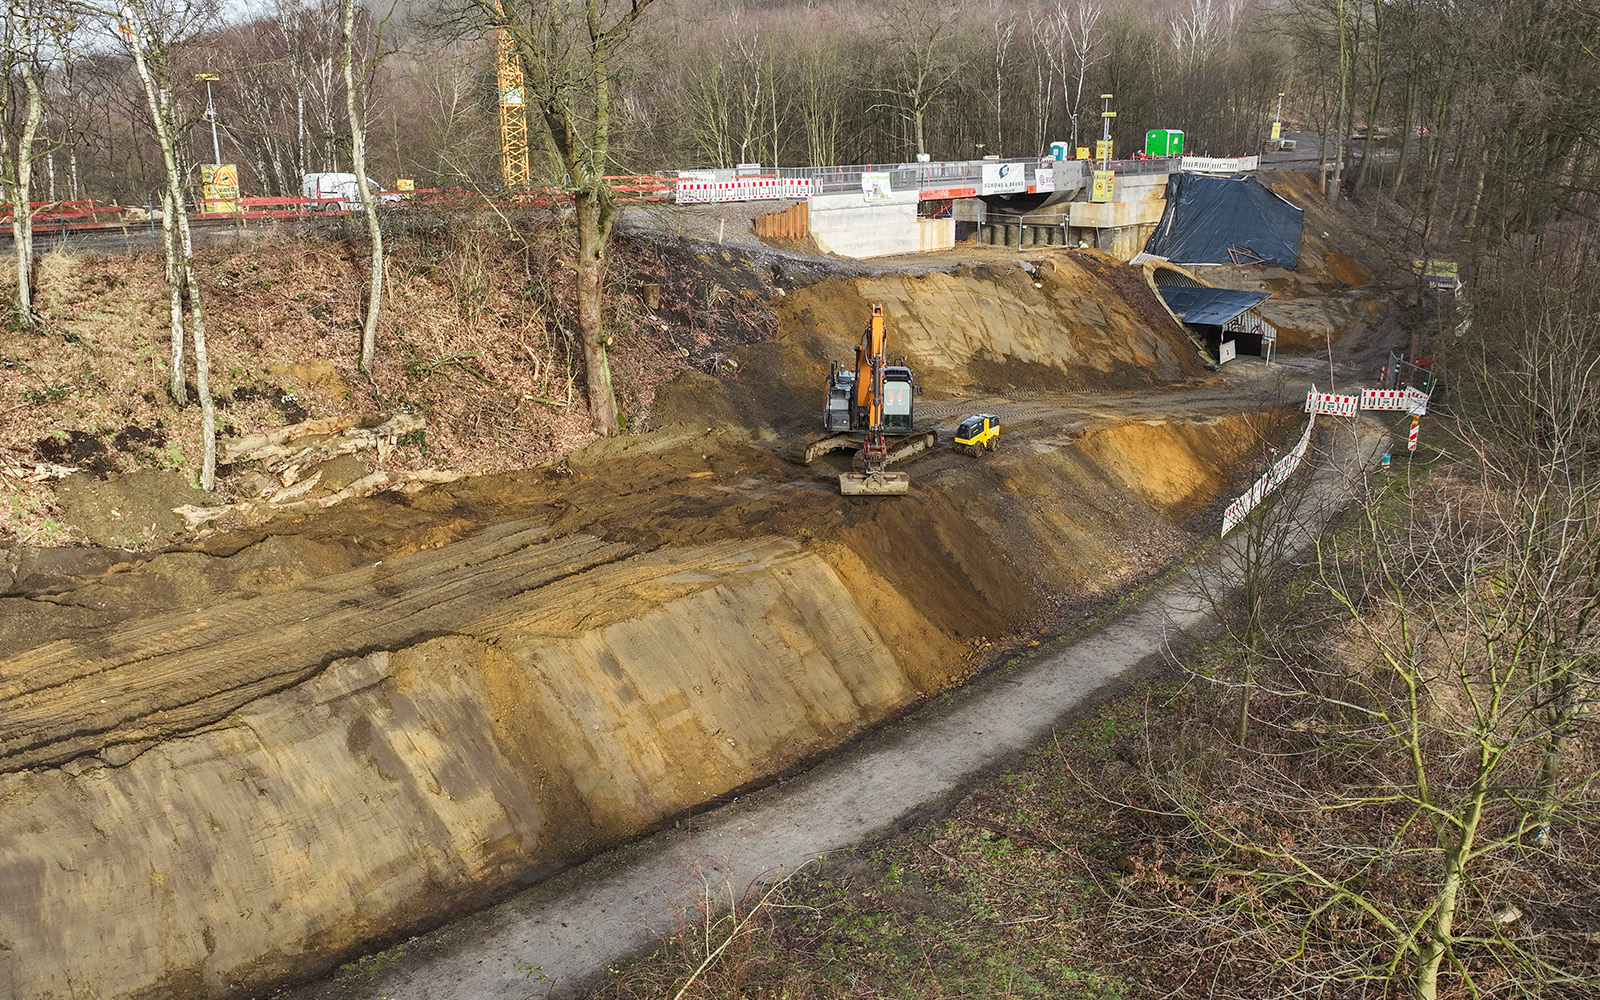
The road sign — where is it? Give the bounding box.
[1091,169,1114,203]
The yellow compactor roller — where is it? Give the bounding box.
[953,413,1001,456]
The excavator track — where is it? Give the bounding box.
[790,430,938,469]
[787,433,857,465]
[871,430,939,469]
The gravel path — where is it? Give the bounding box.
[282,415,1388,1000]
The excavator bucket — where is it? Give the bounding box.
[839,471,910,495]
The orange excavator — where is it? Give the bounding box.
[790,304,936,495]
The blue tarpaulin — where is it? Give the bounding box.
[1144,174,1304,269]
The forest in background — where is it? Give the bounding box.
[8,0,1596,245]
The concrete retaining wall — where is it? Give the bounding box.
[809,190,923,258]
[919,218,955,252]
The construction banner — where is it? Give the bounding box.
[200,164,239,214]
[980,162,1026,195]
[1091,169,1114,203]
[861,171,892,201]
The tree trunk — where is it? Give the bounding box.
[9,22,44,328]
[125,0,215,488]
[1391,78,1416,196]
[574,193,618,435]
[1353,0,1385,192]
[1535,669,1580,837]
[342,0,383,372]
[161,189,187,405]
[1413,752,1489,1000]
[1328,0,1350,203]
[177,211,218,491]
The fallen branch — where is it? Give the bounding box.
[172,468,462,533]
[1,462,80,483]
[218,414,363,463]
[219,412,425,485]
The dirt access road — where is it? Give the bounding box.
[279,414,1387,1000]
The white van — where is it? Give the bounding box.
[301,172,401,210]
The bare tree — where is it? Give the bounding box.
[341,0,392,371]
[989,2,1014,153]
[794,40,842,166]
[114,0,221,489]
[0,0,59,327]
[438,0,657,436]
[1051,0,1103,152]
[874,0,961,158]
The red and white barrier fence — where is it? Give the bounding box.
[1360,388,1407,410]
[1305,388,1360,418]
[1359,387,1430,415]
[1317,384,1431,418]
[675,176,812,205]
[1222,412,1316,536]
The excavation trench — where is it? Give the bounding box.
[1,400,1287,1000]
[0,242,1354,1000]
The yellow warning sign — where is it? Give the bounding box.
[200,164,239,214]
[1075,146,1090,160]
[1095,140,1113,162]
[1271,121,1282,140]
[1091,169,1114,203]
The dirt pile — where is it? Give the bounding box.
[653,249,1205,437]
[0,393,1284,1000]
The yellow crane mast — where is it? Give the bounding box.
[495,1,530,191]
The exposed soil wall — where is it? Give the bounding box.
[0,406,1275,1000]
[774,253,1201,393]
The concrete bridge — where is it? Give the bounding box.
[674,155,1260,260]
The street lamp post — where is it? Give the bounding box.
[195,72,220,165]
[1098,94,1115,167]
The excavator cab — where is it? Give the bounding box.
[954,414,1001,455]
[881,366,917,433]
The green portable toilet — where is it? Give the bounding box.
[1145,129,1185,157]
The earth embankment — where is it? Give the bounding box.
[1,392,1279,999]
